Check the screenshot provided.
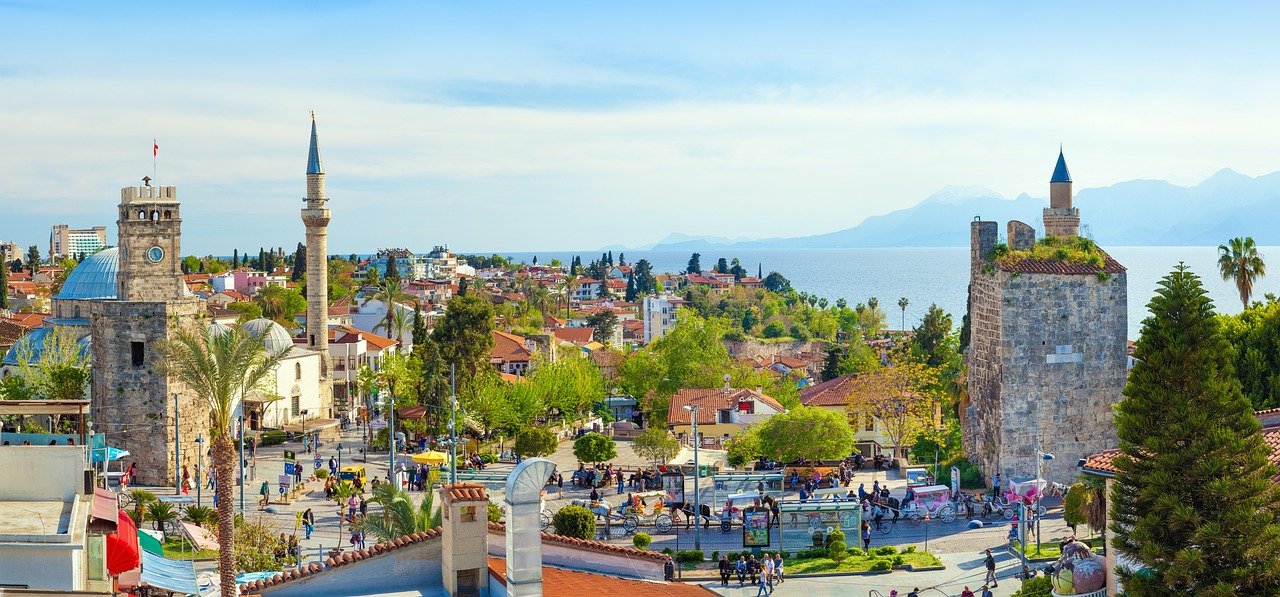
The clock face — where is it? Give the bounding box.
[147,246,164,263]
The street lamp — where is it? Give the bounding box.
[195,436,205,506]
[682,404,701,551]
[1036,449,1054,553]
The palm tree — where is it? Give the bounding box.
[162,325,287,597]
[355,482,443,542]
[1218,237,1266,309]
[898,297,909,331]
[363,278,412,343]
[375,304,412,345]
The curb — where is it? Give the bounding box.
[677,563,947,581]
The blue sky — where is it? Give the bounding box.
[2,1,1280,254]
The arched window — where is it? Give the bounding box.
[74,305,81,319]
[295,362,302,380]
[137,210,146,220]
[150,210,159,222]
[163,210,172,219]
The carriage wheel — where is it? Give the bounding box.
[839,511,858,530]
[878,521,892,535]
[655,514,672,533]
[623,516,638,533]
[1037,505,1047,518]
[540,512,551,530]
[939,506,956,523]
[908,513,922,526]
[1002,507,1015,520]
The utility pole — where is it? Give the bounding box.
[174,394,181,496]
[388,379,396,485]
[239,414,246,518]
[449,363,458,485]
[682,404,702,551]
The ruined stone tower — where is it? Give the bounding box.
[964,150,1128,485]
[91,185,207,486]
[302,114,334,416]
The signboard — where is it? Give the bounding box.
[283,450,296,463]
[284,462,296,475]
[742,509,771,548]
[662,472,685,506]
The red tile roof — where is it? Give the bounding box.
[799,373,865,407]
[335,324,398,350]
[6,312,47,327]
[998,253,1126,275]
[487,557,714,596]
[486,522,671,563]
[444,482,489,503]
[237,529,444,593]
[666,388,785,425]
[492,330,532,362]
[1083,425,1280,477]
[552,327,594,345]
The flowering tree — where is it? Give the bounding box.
[844,362,942,457]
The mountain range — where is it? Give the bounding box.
[637,169,1280,250]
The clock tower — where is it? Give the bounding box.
[115,185,187,301]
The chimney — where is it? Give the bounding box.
[440,483,489,597]
[722,374,732,394]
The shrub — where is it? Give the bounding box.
[793,549,826,560]
[632,533,652,549]
[903,545,917,553]
[488,502,504,523]
[847,547,864,557]
[874,545,897,556]
[572,432,617,464]
[710,550,719,562]
[826,529,847,562]
[182,505,215,527]
[892,555,905,566]
[869,559,892,571]
[675,550,704,564]
[661,547,674,556]
[514,429,559,458]
[479,453,499,464]
[258,430,287,447]
[314,468,329,479]
[1012,576,1053,597]
[551,505,596,539]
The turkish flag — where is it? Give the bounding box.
[153,140,158,157]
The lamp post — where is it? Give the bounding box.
[195,436,204,506]
[174,393,181,496]
[238,414,246,518]
[682,404,701,551]
[337,442,345,549]
[1036,447,1054,553]
[449,363,458,485]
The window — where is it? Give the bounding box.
[131,342,144,367]
[461,505,477,522]
[865,414,875,432]
[295,362,302,380]
[291,395,301,417]
[718,409,732,424]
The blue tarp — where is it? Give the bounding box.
[91,446,129,463]
[140,548,199,595]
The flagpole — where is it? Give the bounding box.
[152,139,158,183]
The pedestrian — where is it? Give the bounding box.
[736,556,747,585]
[747,555,759,585]
[181,465,191,495]
[304,434,310,454]
[718,555,731,586]
[616,469,624,495]
[259,480,270,509]
[329,456,337,476]
[359,496,368,518]
[984,548,998,587]
[872,480,880,496]
[557,473,564,498]
[981,585,994,597]
[763,552,775,591]
[347,494,358,520]
[961,587,975,597]
[858,482,867,502]
[861,521,872,551]
[992,472,1002,497]
[907,588,920,597]
[302,508,315,539]
[754,568,770,597]
[773,553,784,584]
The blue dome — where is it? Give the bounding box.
[2,327,91,366]
[55,248,119,300]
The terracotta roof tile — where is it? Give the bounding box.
[998,254,1126,275]
[666,388,785,425]
[492,330,533,362]
[1083,424,1280,478]
[486,522,671,563]
[444,483,489,503]
[236,528,443,593]
[552,327,594,345]
[487,557,714,596]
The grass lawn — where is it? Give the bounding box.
[785,551,943,575]
[1018,535,1104,560]
[161,536,218,561]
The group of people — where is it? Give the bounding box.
[718,553,784,595]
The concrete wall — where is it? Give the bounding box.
[0,538,86,591]
[260,539,443,596]
[0,446,86,500]
[486,528,665,582]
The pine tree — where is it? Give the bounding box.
[0,265,8,309]
[411,302,428,351]
[686,252,702,274]
[232,249,239,268]
[618,252,625,266]
[385,254,400,281]
[292,243,307,282]
[570,256,579,277]
[716,257,728,274]
[1111,264,1280,594]
[26,245,39,271]
[625,273,636,302]
[258,247,266,271]
[758,263,762,279]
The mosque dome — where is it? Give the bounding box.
[240,318,296,354]
[54,248,119,300]
[207,322,234,338]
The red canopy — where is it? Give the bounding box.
[105,509,140,576]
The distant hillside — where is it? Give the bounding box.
[649,170,1280,249]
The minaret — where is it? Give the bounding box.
[1042,147,1080,237]
[302,114,333,392]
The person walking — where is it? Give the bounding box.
[557,473,564,498]
[984,548,999,587]
[181,465,191,495]
[981,585,994,597]
[861,521,872,551]
[754,568,771,596]
[763,552,775,591]
[961,587,975,597]
[302,508,315,539]
[616,469,624,495]
[359,496,368,519]
[718,555,731,587]
[328,456,337,476]
[347,494,358,520]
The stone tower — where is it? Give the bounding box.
[302,114,334,415]
[963,152,1128,485]
[1042,148,1080,238]
[439,483,489,597]
[91,185,207,487]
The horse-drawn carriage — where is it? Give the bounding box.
[902,485,956,524]
[999,478,1048,519]
[621,490,673,533]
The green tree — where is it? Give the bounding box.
[26,245,40,271]
[161,324,288,597]
[384,253,400,281]
[763,271,790,293]
[375,302,413,344]
[715,257,728,274]
[514,428,559,458]
[291,242,306,282]
[845,362,940,456]
[254,285,307,324]
[11,327,90,402]
[552,504,596,539]
[1111,264,1280,595]
[633,259,656,294]
[363,278,413,345]
[572,432,617,465]
[1218,236,1266,309]
[365,264,380,286]
[686,252,702,274]
[585,310,618,345]
[897,297,909,330]
[725,427,763,467]
[226,301,263,323]
[1,265,10,309]
[1219,296,1280,409]
[624,273,636,302]
[632,427,681,464]
[756,407,853,462]
[355,482,442,542]
[232,248,239,268]
[432,294,495,392]
[911,305,955,367]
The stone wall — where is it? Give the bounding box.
[722,337,825,360]
[1007,220,1036,250]
[995,270,1127,484]
[90,298,207,487]
[964,255,1004,476]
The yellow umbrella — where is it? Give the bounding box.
[412,450,449,465]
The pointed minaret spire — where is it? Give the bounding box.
[1050,146,1071,183]
[307,111,324,175]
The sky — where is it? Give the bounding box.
[3,1,1280,254]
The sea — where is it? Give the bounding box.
[500,247,1280,340]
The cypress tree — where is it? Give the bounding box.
[1111,264,1280,594]
[625,272,636,302]
[0,265,8,309]
[292,243,307,282]
[233,249,239,268]
[385,254,400,281]
[411,302,428,352]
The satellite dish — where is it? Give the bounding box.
[826,526,834,535]
[723,374,731,382]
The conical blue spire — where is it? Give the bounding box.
[307,113,323,175]
[1050,147,1071,183]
